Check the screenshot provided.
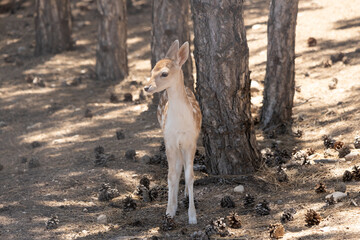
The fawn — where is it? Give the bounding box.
[144,40,202,224]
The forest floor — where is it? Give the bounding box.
[0,0,360,239]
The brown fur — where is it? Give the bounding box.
[153,59,174,72]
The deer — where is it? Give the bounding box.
[144,40,202,224]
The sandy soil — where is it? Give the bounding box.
[0,0,360,239]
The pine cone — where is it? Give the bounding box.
[208,217,229,237]
[352,166,360,181]
[281,208,296,223]
[315,182,327,193]
[123,196,137,211]
[226,212,241,229]
[305,209,321,226]
[323,135,336,149]
[307,37,317,47]
[98,183,120,201]
[292,150,309,164]
[243,194,255,208]
[149,185,167,201]
[338,146,351,158]
[277,166,288,182]
[268,223,285,239]
[343,170,353,182]
[326,195,336,205]
[94,146,105,155]
[306,148,315,156]
[161,214,176,231]
[333,141,344,150]
[149,187,158,201]
[140,176,150,189]
[45,215,59,229]
[354,136,360,149]
[295,129,303,138]
[220,196,235,208]
[255,200,271,216]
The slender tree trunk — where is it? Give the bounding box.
[261,0,299,131]
[191,0,261,175]
[151,0,194,91]
[96,0,128,82]
[34,0,72,55]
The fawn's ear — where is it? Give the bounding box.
[165,40,179,61]
[177,42,189,67]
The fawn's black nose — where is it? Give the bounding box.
[144,86,150,92]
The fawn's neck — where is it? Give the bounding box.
[166,70,188,106]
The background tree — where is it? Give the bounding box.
[96,0,128,81]
[260,0,299,131]
[191,0,261,175]
[34,0,72,55]
[151,0,194,90]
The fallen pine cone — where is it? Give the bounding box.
[255,200,271,216]
[110,93,119,103]
[343,170,353,182]
[294,129,303,138]
[243,194,255,208]
[333,141,344,150]
[220,196,235,208]
[45,215,59,230]
[305,209,321,226]
[315,182,327,193]
[354,136,360,149]
[161,214,176,231]
[226,212,241,229]
[205,217,229,237]
[277,166,288,182]
[352,166,360,181]
[281,208,296,223]
[306,148,315,156]
[326,195,336,205]
[323,135,336,149]
[140,176,150,189]
[98,183,119,201]
[123,196,137,211]
[307,37,317,47]
[269,223,285,239]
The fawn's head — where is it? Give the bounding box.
[144,40,189,93]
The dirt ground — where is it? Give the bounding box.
[0,0,360,239]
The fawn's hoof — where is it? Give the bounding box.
[189,216,197,224]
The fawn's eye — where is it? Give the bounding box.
[161,72,168,78]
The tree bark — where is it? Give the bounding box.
[151,0,194,91]
[260,0,299,131]
[96,0,128,82]
[34,0,72,55]
[191,0,261,175]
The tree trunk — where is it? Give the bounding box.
[34,0,72,55]
[260,0,299,131]
[191,0,261,175]
[96,0,128,82]
[151,0,194,91]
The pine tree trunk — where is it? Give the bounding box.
[96,0,128,82]
[260,0,299,131]
[151,0,194,91]
[34,0,72,55]
[191,0,261,175]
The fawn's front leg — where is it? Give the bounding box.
[182,145,197,224]
[166,147,182,218]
